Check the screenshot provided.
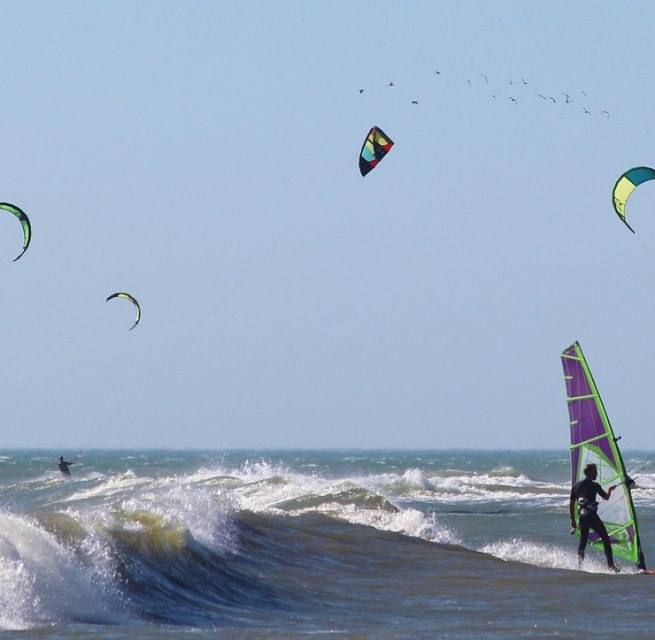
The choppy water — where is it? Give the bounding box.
[1,449,655,638]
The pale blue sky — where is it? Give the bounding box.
[2,1,655,449]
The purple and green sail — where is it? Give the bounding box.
[560,342,644,566]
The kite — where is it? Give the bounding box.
[0,202,31,261]
[106,292,141,331]
[359,126,394,177]
[612,166,655,233]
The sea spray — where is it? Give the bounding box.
[0,512,124,629]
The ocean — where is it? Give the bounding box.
[1,449,654,639]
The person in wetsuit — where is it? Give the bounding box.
[58,456,74,476]
[569,462,619,572]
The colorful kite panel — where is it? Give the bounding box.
[359,126,394,177]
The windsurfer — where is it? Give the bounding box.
[569,463,620,572]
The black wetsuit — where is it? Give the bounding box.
[570,477,614,566]
[58,460,73,476]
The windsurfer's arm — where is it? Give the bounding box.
[569,496,576,529]
[599,484,617,501]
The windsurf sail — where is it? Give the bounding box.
[560,341,645,568]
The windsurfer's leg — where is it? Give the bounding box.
[590,516,615,568]
[577,517,590,564]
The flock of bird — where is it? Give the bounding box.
[358,69,611,118]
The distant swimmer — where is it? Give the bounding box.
[58,456,74,476]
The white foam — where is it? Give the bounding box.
[0,551,38,630]
[480,537,637,574]
[114,483,238,554]
[218,461,460,546]
[400,468,437,491]
[340,506,460,545]
[63,470,147,503]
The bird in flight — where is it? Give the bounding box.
[358,89,365,94]
[411,100,419,105]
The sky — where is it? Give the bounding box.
[3,1,655,449]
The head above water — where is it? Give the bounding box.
[59,456,64,462]
[583,463,598,479]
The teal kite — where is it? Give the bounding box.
[612,167,655,233]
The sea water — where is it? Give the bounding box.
[1,449,654,638]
